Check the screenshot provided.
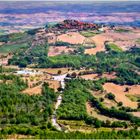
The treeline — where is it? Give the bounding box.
[38,54,96,68]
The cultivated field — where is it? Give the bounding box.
[37,68,70,75]
[80,72,116,80]
[86,102,118,121]
[22,85,42,95]
[57,32,85,44]
[103,83,140,109]
[48,46,74,57]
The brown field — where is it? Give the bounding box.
[0,42,4,46]
[48,46,74,57]
[6,134,33,139]
[22,85,42,95]
[57,32,85,44]
[80,72,116,80]
[90,90,117,108]
[84,34,112,55]
[84,31,140,55]
[80,73,99,80]
[37,67,70,75]
[45,79,60,92]
[113,40,137,51]
[132,112,140,118]
[86,102,119,121]
[103,83,140,109]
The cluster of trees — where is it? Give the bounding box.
[57,79,91,120]
[0,74,57,127]
[57,79,133,128]
[9,43,49,68]
[0,34,9,43]
[1,126,140,139]
[112,68,140,85]
[39,54,96,68]
[55,41,71,46]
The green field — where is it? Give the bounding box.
[80,31,98,37]
[0,43,28,53]
[106,43,123,52]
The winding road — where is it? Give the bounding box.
[51,74,67,131]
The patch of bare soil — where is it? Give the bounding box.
[38,68,70,75]
[48,46,74,57]
[85,31,140,55]
[86,102,118,122]
[80,73,99,80]
[57,32,85,44]
[103,83,140,109]
[80,72,116,80]
[90,90,117,108]
[6,134,33,139]
[84,34,112,55]
[22,85,42,95]
[132,112,140,118]
[45,79,60,92]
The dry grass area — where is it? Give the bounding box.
[103,83,140,109]
[113,40,136,51]
[22,85,42,95]
[102,72,117,79]
[6,134,33,139]
[132,112,140,118]
[80,73,99,80]
[45,79,60,92]
[0,42,4,46]
[86,102,118,122]
[3,65,19,70]
[84,31,140,55]
[58,120,113,133]
[57,32,85,44]
[80,72,116,80]
[90,91,117,108]
[48,46,74,57]
[84,34,112,55]
[37,68,70,75]
[102,32,140,50]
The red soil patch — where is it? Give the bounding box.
[48,46,74,57]
[57,32,85,44]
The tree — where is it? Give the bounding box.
[105,93,115,100]
[57,70,62,75]
[124,87,129,92]
[118,102,123,106]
